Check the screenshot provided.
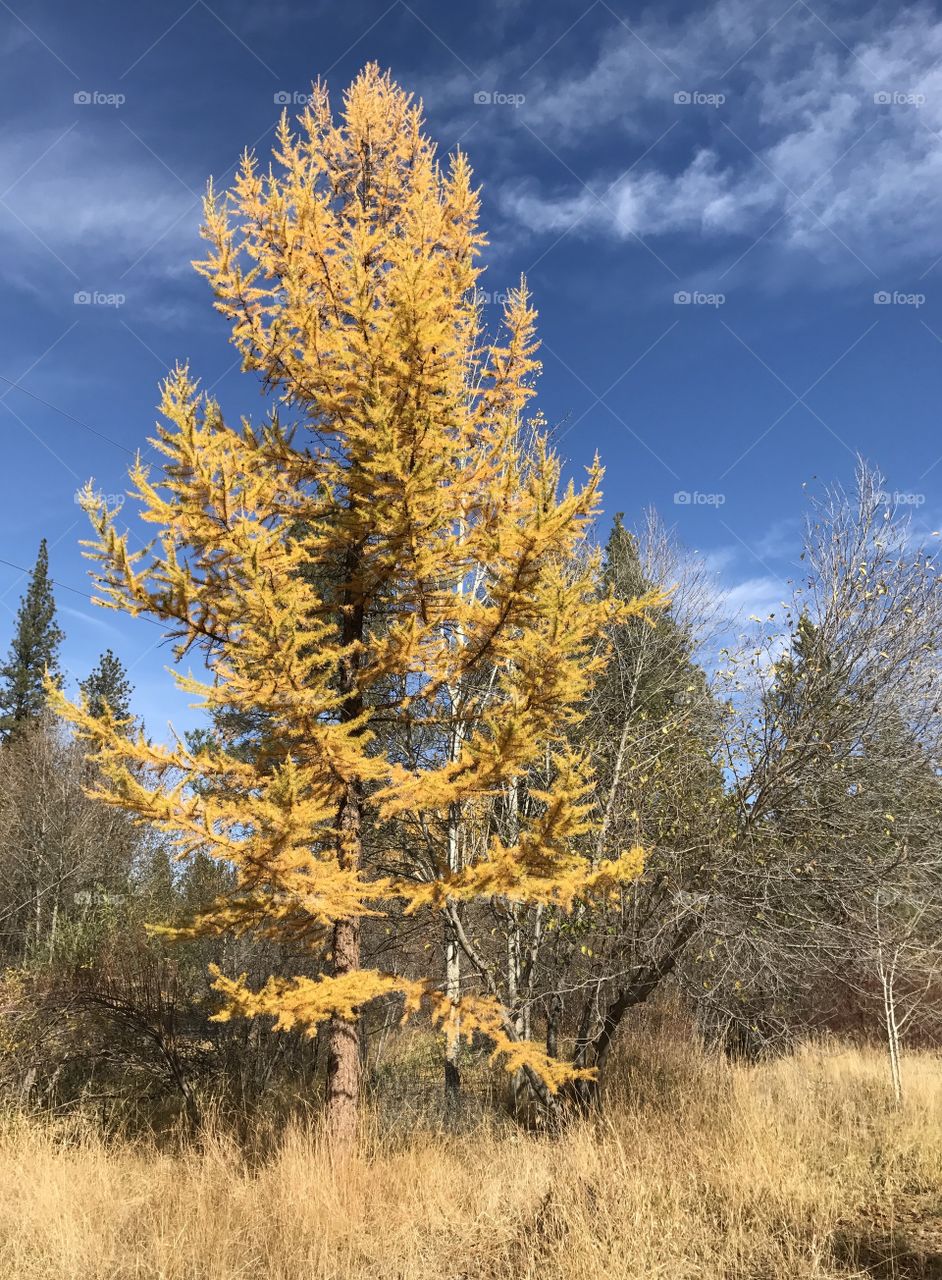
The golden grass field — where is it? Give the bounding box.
[1,1035,940,1279]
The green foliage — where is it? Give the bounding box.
[592,515,726,850]
[0,540,63,739]
[79,649,134,723]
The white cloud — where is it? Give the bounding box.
[498,1,942,275]
[753,516,803,562]
[503,149,775,240]
[59,604,123,636]
[0,126,201,284]
[719,572,787,622]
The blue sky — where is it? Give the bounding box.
[1,0,941,733]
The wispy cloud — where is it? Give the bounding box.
[720,572,788,622]
[0,127,201,286]
[493,1,942,277]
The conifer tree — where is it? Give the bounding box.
[80,649,133,722]
[592,514,722,854]
[529,515,725,1106]
[0,539,64,740]
[55,66,661,1143]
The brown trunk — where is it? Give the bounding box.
[325,782,363,1147]
[325,917,361,1145]
[325,541,366,1148]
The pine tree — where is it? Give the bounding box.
[0,539,64,739]
[592,514,721,853]
[543,515,726,1102]
[80,649,133,722]
[55,66,662,1143]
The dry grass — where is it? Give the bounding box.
[1,1037,941,1279]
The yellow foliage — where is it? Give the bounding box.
[52,64,659,1094]
[208,967,589,1094]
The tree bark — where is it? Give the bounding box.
[879,948,903,1107]
[324,546,365,1148]
[325,783,362,1148]
[444,912,462,1107]
[443,688,466,1107]
[444,803,462,1109]
[563,913,701,1114]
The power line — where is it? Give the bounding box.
[0,556,166,629]
[0,373,134,455]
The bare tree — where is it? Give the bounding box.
[701,461,942,1077]
[0,715,136,962]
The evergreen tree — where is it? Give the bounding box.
[559,517,726,1084]
[80,649,134,722]
[0,539,64,739]
[591,515,722,836]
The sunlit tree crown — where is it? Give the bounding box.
[55,65,663,1091]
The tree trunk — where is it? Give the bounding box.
[562,914,700,1115]
[325,547,366,1148]
[545,992,561,1059]
[881,961,903,1107]
[325,783,362,1147]
[324,923,360,1146]
[444,917,462,1107]
[443,797,463,1107]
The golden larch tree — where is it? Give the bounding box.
[55,65,659,1143]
